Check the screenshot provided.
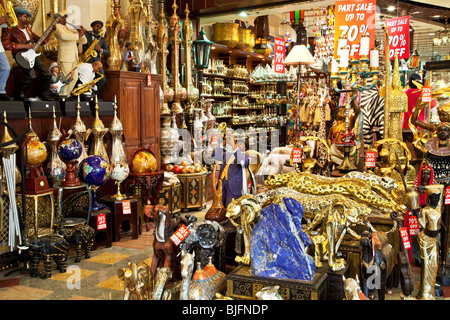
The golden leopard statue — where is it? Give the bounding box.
[265,172,405,214]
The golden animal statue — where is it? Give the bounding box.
[81,29,105,63]
[304,198,373,271]
[265,172,405,214]
[117,259,152,300]
[0,1,17,28]
[226,195,262,265]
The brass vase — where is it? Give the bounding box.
[70,96,88,164]
[213,22,239,48]
[105,0,129,71]
[144,0,158,74]
[169,0,186,113]
[45,106,65,186]
[157,0,173,114]
[86,96,109,163]
[127,0,149,72]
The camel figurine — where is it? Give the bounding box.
[144,203,180,282]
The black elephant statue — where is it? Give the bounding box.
[360,230,395,300]
[27,234,70,278]
[59,224,95,263]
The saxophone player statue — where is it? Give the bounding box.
[169,0,187,113]
[157,0,173,114]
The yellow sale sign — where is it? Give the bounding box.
[334,0,377,59]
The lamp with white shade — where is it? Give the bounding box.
[284,45,315,143]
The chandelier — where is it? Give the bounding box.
[433,19,449,46]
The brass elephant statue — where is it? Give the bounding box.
[117,259,152,300]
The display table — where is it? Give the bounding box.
[74,207,112,250]
[99,195,142,242]
[177,172,208,212]
[226,265,328,300]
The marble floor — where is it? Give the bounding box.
[0,209,449,301]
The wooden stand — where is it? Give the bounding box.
[177,172,208,212]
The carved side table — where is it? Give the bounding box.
[177,171,208,212]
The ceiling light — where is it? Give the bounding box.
[387,6,396,12]
[433,15,441,18]
[238,12,248,17]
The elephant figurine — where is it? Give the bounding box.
[117,259,152,300]
[360,230,395,300]
[59,225,95,263]
[27,234,70,278]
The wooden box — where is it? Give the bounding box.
[177,172,208,212]
[158,182,181,215]
[226,265,328,300]
[317,264,350,300]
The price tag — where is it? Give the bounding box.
[399,227,411,250]
[422,86,432,102]
[334,0,376,59]
[292,148,302,163]
[445,186,450,205]
[408,215,420,236]
[97,214,107,230]
[274,37,286,74]
[211,135,218,144]
[365,151,377,168]
[147,74,151,86]
[122,200,131,215]
[170,224,190,246]
[385,16,410,60]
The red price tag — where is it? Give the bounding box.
[122,200,131,215]
[445,186,450,205]
[211,135,218,144]
[399,227,411,250]
[170,224,190,246]
[147,74,152,86]
[408,215,420,236]
[422,86,432,102]
[97,214,107,230]
[365,151,377,168]
[385,16,410,60]
[292,148,302,163]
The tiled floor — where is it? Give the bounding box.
[0,209,449,300]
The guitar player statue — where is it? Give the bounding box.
[1,7,55,101]
[49,62,74,94]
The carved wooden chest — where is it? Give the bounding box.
[226,265,328,300]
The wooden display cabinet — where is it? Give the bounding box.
[99,71,162,166]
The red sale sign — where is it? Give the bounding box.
[97,214,107,230]
[409,215,420,236]
[445,186,450,205]
[334,0,377,59]
[422,86,432,102]
[365,151,377,167]
[399,227,411,250]
[170,224,190,246]
[292,148,302,163]
[385,16,410,60]
[274,37,286,74]
[122,200,131,215]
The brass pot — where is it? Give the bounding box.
[237,28,251,51]
[213,23,239,48]
[248,33,255,52]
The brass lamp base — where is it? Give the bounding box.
[337,145,357,172]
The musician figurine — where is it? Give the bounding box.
[1,7,55,101]
[73,61,103,97]
[124,42,140,72]
[49,62,74,95]
[81,20,109,94]
[0,0,11,101]
[53,12,87,99]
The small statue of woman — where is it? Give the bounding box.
[300,144,325,174]
[416,184,444,300]
[373,148,395,177]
